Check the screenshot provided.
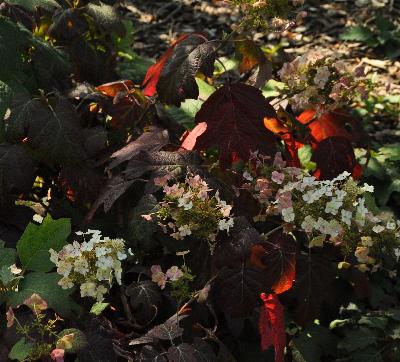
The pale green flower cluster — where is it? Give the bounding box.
[50,230,127,301]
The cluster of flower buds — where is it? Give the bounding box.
[278,50,370,112]
[50,230,127,301]
[149,174,234,246]
[241,152,400,272]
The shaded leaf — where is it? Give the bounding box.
[250,230,296,294]
[0,17,30,82]
[143,34,193,97]
[126,280,162,325]
[311,136,357,180]
[0,143,34,207]
[108,127,169,170]
[212,264,270,317]
[128,194,159,252]
[0,80,12,122]
[289,254,337,325]
[16,214,70,272]
[0,240,16,268]
[130,314,188,345]
[167,343,196,362]
[4,0,60,11]
[338,327,378,352]
[213,216,263,269]
[157,34,218,106]
[190,83,277,168]
[77,317,118,362]
[7,94,86,166]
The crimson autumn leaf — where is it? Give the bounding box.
[311,136,358,180]
[259,293,286,362]
[249,230,296,295]
[186,83,277,168]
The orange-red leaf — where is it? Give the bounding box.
[249,230,296,295]
[296,109,368,147]
[259,292,286,362]
[96,80,134,98]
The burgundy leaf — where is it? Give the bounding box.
[191,82,277,169]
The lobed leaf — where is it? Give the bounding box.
[187,82,277,168]
[16,214,70,272]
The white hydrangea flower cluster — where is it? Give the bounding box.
[49,230,127,301]
[242,153,400,272]
[278,50,369,112]
[151,174,234,244]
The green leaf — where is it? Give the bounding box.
[0,80,12,122]
[0,240,16,268]
[338,327,378,352]
[90,302,109,316]
[340,26,375,43]
[0,17,30,82]
[196,78,216,100]
[164,99,203,130]
[4,0,60,11]
[57,328,88,353]
[6,272,80,317]
[359,316,388,330]
[0,265,16,285]
[9,338,34,361]
[86,1,122,33]
[262,79,287,98]
[377,179,400,206]
[16,214,70,272]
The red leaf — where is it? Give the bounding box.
[142,34,192,97]
[296,109,368,147]
[180,122,207,150]
[311,136,358,180]
[249,230,296,295]
[263,116,302,167]
[191,83,277,169]
[259,292,286,362]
